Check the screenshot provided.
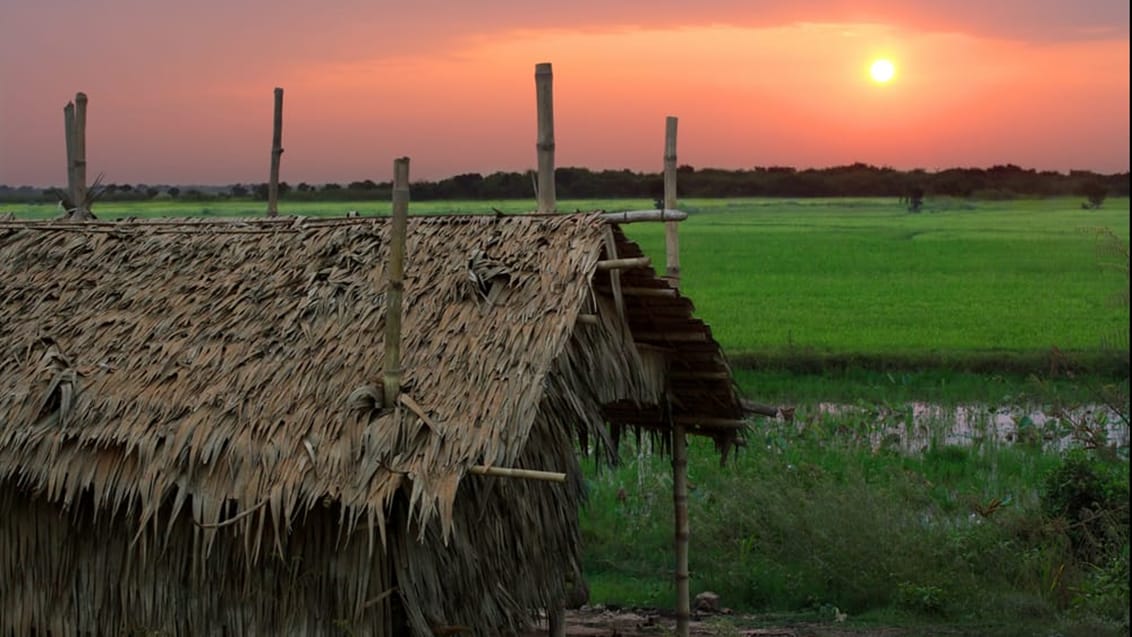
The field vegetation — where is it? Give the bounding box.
[4,194,1128,634]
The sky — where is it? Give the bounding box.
[1,0,1128,187]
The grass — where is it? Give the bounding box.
[580,402,1129,636]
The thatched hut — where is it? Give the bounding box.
[0,213,746,635]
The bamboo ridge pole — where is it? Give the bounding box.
[383,157,410,406]
[267,87,284,217]
[664,116,680,285]
[535,62,556,213]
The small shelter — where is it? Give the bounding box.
[0,213,746,635]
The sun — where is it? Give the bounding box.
[869,59,895,83]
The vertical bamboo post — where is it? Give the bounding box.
[383,157,410,406]
[664,116,680,286]
[63,101,76,211]
[535,62,556,213]
[267,87,284,217]
[548,604,566,637]
[673,421,690,637]
[72,92,88,215]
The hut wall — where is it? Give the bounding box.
[0,482,395,636]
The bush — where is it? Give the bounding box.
[1041,450,1129,563]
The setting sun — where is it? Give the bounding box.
[870,59,896,83]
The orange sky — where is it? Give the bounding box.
[0,1,1128,186]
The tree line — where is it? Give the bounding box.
[1,163,1127,204]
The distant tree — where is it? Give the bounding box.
[145,187,159,199]
[322,183,342,191]
[297,182,312,192]
[907,186,925,213]
[229,184,249,197]
[1081,182,1107,210]
[347,179,378,191]
[167,186,180,198]
[252,183,269,200]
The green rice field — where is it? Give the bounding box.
[8,196,1128,373]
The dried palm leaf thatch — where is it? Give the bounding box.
[0,213,745,635]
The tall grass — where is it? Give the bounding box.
[580,406,1129,634]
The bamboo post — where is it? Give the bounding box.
[72,92,88,215]
[383,157,410,405]
[267,87,284,217]
[548,605,566,637]
[672,421,690,636]
[63,101,76,211]
[535,62,556,213]
[664,116,680,286]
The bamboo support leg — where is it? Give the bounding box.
[673,423,690,636]
[548,604,566,637]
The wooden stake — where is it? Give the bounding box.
[267,87,284,217]
[63,101,76,211]
[383,157,410,406]
[664,116,680,286]
[535,63,556,213]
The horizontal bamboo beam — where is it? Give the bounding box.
[596,285,677,298]
[633,331,708,342]
[596,256,651,271]
[469,465,566,482]
[669,370,732,380]
[672,416,748,429]
[599,209,688,223]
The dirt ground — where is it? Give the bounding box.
[517,607,939,637]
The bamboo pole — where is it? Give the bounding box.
[383,157,410,406]
[596,286,677,298]
[595,256,651,271]
[468,465,566,483]
[664,116,680,286]
[63,101,76,211]
[548,605,566,637]
[600,210,688,223]
[267,87,284,217]
[672,421,690,636]
[72,92,88,215]
[535,63,556,213]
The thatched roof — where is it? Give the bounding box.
[0,213,745,634]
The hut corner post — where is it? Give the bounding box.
[383,157,411,406]
[535,62,556,213]
[664,116,680,285]
[267,87,284,217]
